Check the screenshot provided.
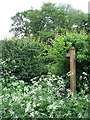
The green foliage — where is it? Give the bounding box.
[1,73,89,118]
[2,38,48,83]
[38,30,55,42]
[10,2,88,41]
[1,2,89,118]
[47,31,89,90]
[1,31,89,118]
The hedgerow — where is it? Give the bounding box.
[2,38,48,83]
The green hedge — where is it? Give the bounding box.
[2,38,48,83]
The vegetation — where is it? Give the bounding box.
[2,38,48,84]
[1,64,89,118]
[10,3,88,40]
[47,31,89,90]
[0,2,89,119]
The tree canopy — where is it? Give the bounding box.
[10,2,88,40]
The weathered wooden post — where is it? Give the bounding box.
[70,47,76,95]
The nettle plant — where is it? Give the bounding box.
[1,72,89,119]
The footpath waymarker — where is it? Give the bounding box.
[66,47,76,96]
[70,47,76,95]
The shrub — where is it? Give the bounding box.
[2,38,48,83]
[47,31,89,90]
[1,73,89,119]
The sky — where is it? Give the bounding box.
[0,0,89,40]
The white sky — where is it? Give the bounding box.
[0,0,89,40]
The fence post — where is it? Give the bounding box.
[70,47,76,95]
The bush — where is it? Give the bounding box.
[2,38,48,83]
[1,73,89,119]
[47,31,89,90]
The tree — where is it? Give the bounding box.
[10,2,88,40]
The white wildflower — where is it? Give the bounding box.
[35,111,39,115]
[47,96,51,103]
[7,58,10,61]
[30,89,36,94]
[66,89,71,98]
[47,81,52,86]
[30,112,35,117]
[24,93,29,97]
[84,84,89,90]
[66,71,72,76]
[85,95,89,99]
[80,76,82,80]
[38,85,42,90]
[48,72,52,75]
[24,86,29,92]
[57,80,61,84]
[1,78,5,82]
[60,100,64,105]
[19,89,22,92]
[52,74,55,77]
[54,78,57,80]
[58,76,63,79]
[14,66,17,68]
[33,82,38,86]
[17,86,21,89]
[78,113,82,118]
[49,78,52,81]
[49,111,53,118]
[25,102,31,113]
[13,96,18,101]
[41,113,46,116]
[19,80,24,83]
[3,98,8,102]
[39,96,43,100]
[0,95,3,99]
[59,87,65,91]
[3,87,7,91]
[84,77,87,80]
[33,96,37,101]
[12,82,18,86]
[39,78,42,81]
[74,102,78,106]
[21,104,24,107]
[31,76,39,82]
[48,102,56,109]
[12,60,15,63]
[87,99,90,102]
[82,72,87,76]
[1,61,6,64]
[5,94,10,97]
[67,110,71,115]
[43,78,47,81]
[37,103,40,106]
[10,75,15,79]
[8,71,11,73]
[9,109,15,115]
[33,102,36,107]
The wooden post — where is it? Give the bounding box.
[70,47,76,95]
